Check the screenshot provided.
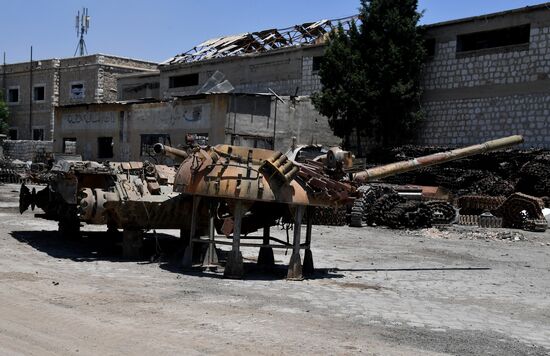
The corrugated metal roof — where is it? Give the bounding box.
[161,15,358,66]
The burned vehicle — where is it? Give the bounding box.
[20,135,524,279]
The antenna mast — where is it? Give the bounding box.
[74,7,90,57]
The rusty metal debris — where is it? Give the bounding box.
[19,135,526,279]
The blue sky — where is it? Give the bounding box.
[0,0,547,63]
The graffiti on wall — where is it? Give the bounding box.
[61,111,117,131]
[132,103,211,129]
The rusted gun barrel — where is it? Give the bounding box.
[354,135,524,183]
[153,143,189,160]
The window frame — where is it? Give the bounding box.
[168,73,199,88]
[33,84,46,103]
[7,86,20,105]
[69,81,86,100]
[32,127,45,141]
[8,128,18,140]
[97,136,114,159]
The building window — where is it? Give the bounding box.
[70,82,85,99]
[33,85,45,102]
[312,56,323,72]
[97,137,114,159]
[424,38,436,57]
[140,134,171,156]
[33,128,44,141]
[169,73,199,88]
[7,87,19,104]
[63,138,77,154]
[456,24,530,53]
[8,129,18,140]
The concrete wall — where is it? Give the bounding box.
[54,94,341,160]
[160,45,325,98]
[54,96,227,161]
[225,95,340,151]
[420,7,550,148]
[117,72,161,100]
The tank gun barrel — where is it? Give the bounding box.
[153,143,189,160]
[354,135,524,183]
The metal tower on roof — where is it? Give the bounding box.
[74,7,90,57]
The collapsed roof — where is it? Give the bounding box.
[161,15,358,66]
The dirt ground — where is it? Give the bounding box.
[1,183,549,355]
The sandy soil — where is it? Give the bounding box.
[0,183,549,355]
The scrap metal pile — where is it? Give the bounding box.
[347,145,550,232]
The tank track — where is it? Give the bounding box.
[456,195,506,215]
[311,206,347,226]
[426,201,456,224]
[493,193,546,231]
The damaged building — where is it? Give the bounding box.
[0,54,157,141]
[8,4,550,162]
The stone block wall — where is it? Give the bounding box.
[301,57,322,95]
[420,22,550,148]
[418,93,549,147]
[2,140,54,162]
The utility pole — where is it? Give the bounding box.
[29,46,33,139]
[2,52,6,100]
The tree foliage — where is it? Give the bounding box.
[313,0,426,155]
[0,92,8,135]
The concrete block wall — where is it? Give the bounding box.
[419,93,550,146]
[421,22,550,148]
[2,140,53,162]
[301,57,322,95]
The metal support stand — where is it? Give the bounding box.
[182,196,200,268]
[224,200,244,279]
[122,228,143,259]
[287,205,304,280]
[303,206,314,275]
[257,225,275,268]
[202,201,219,269]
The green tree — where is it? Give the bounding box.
[0,91,9,135]
[313,0,426,156]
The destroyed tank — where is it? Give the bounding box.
[20,135,524,279]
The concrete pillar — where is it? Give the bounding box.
[224,200,244,279]
[287,205,305,280]
[182,196,200,268]
[303,206,314,275]
[257,225,275,268]
[122,228,143,259]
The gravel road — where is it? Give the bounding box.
[1,183,549,355]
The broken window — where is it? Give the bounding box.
[312,56,323,72]
[7,87,19,103]
[63,138,77,154]
[70,82,85,99]
[8,129,18,140]
[33,85,45,102]
[97,137,114,159]
[32,129,44,141]
[424,38,436,57]
[456,24,530,53]
[169,73,199,88]
[140,134,171,156]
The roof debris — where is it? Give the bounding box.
[161,15,358,65]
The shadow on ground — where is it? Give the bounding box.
[10,230,345,281]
